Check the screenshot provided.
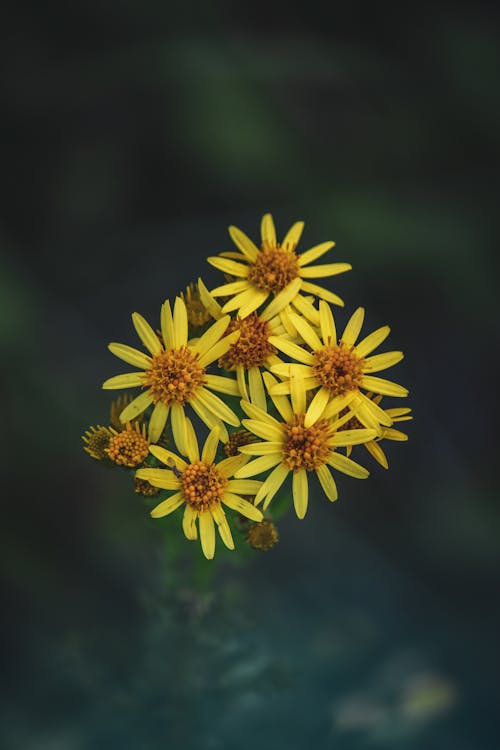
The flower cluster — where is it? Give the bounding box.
[83,213,411,559]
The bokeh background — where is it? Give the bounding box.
[2,3,499,748]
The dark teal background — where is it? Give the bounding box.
[2,4,499,748]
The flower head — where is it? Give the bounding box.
[246,520,279,551]
[136,425,264,559]
[206,213,351,321]
[102,296,242,450]
[269,302,408,432]
[234,370,377,519]
[106,422,150,467]
[82,425,113,461]
[180,282,213,329]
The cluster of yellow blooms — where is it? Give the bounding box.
[83,213,411,559]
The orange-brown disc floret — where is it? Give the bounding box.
[143,347,206,405]
[106,424,150,467]
[248,246,299,294]
[312,343,364,397]
[281,414,332,472]
[180,461,228,511]
[219,314,276,369]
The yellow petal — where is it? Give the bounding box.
[149,444,187,470]
[210,280,250,297]
[300,262,352,278]
[221,286,260,314]
[354,326,390,358]
[222,492,263,522]
[108,343,152,370]
[207,256,249,278]
[298,241,335,266]
[184,417,200,463]
[239,399,281,426]
[227,479,263,494]
[241,418,284,442]
[365,440,389,469]
[150,492,183,518]
[270,362,313,379]
[228,225,259,261]
[183,505,198,540]
[195,388,240,426]
[255,463,289,506]
[282,220,304,249]
[192,315,231,357]
[300,282,344,306]
[267,336,314,365]
[319,300,337,345]
[361,376,409,398]
[363,351,404,373]
[329,428,378,446]
[211,504,234,549]
[260,277,302,321]
[135,468,180,489]
[205,374,240,396]
[304,387,330,427]
[382,428,409,442]
[199,511,216,559]
[132,312,163,356]
[262,373,293,422]
[327,452,369,478]
[171,402,187,455]
[197,277,223,320]
[290,294,320,326]
[236,365,249,400]
[190,399,229,443]
[261,213,276,246]
[148,401,169,443]
[201,426,220,464]
[173,297,188,348]
[216,454,247,477]
[341,307,365,347]
[323,391,357,420]
[289,366,306,414]
[238,441,283,456]
[198,330,240,368]
[102,372,144,389]
[292,469,309,519]
[289,312,323,350]
[316,464,338,501]
[234,454,282,478]
[238,288,270,318]
[248,366,266,410]
[160,299,175,349]
[119,390,154,422]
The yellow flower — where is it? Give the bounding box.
[102,296,242,450]
[269,302,409,432]
[246,520,279,551]
[206,213,351,321]
[234,370,377,519]
[136,425,264,559]
[342,395,412,469]
[82,425,113,460]
[106,422,150,468]
[197,278,294,409]
[180,282,214,329]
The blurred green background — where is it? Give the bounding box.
[2,3,499,748]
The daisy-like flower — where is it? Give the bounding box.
[106,421,150,468]
[136,424,264,559]
[102,297,242,450]
[269,302,409,432]
[341,395,412,469]
[197,278,291,410]
[206,213,351,322]
[234,370,377,519]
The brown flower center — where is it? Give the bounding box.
[224,429,258,457]
[143,347,206,405]
[219,313,276,369]
[312,343,364,397]
[181,461,228,510]
[248,245,299,293]
[282,414,331,471]
[246,520,279,551]
[106,425,149,467]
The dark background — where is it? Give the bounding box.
[2,3,499,748]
